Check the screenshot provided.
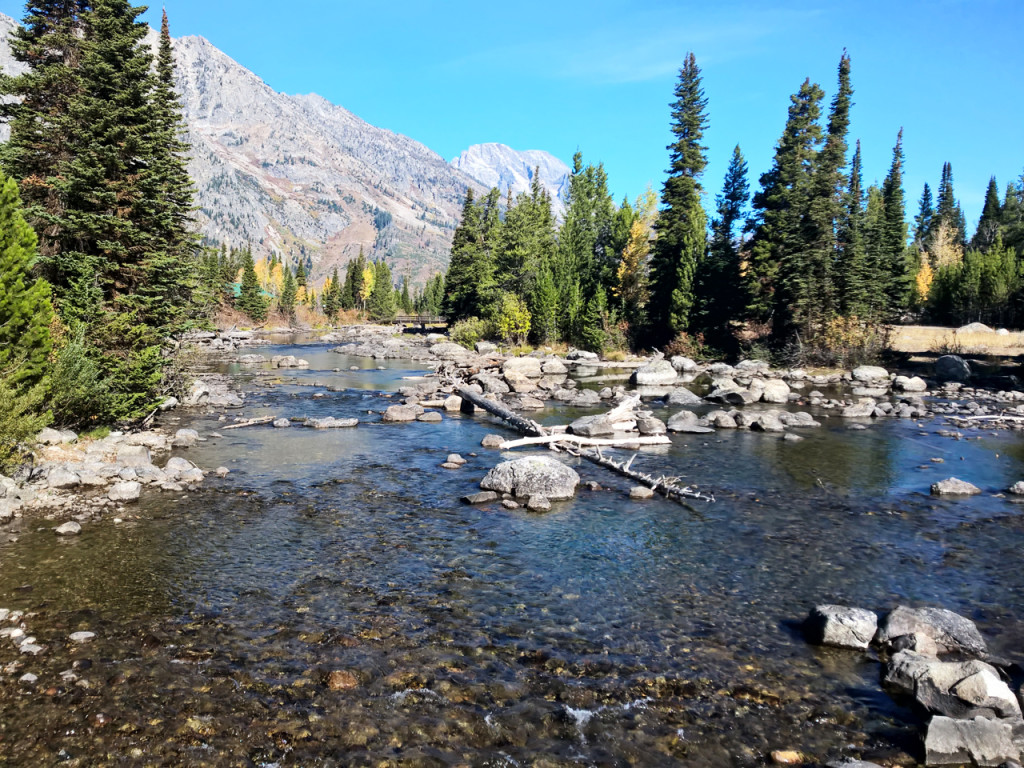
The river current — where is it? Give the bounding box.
[1,340,1023,766]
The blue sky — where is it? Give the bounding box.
[1,0,1021,230]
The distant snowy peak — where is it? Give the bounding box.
[451,143,570,215]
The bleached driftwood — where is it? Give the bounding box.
[500,435,671,450]
[454,385,713,504]
[222,417,276,430]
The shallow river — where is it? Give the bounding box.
[2,341,1024,767]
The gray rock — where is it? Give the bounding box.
[215,467,230,477]
[502,357,543,378]
[760,379,791,404]
[852,365,889,382]
[431,342,472,361]
[462,491,499,505]
[526,495,552,513]
[306,417,359,429]
[504,371,537,394]
[1008,482,1024,496]
[273,418,292,428]
[55,521,82,536]
[664,387,703,406]
[417,412,443,423]
[636,416,667,436]
[443,395,463,412]
[670,356,698,373]
[48,467,81,489]
[446,454,467,466]
[475,341,498,355]
[735,359,771,373]
[631,359,678,386]
[707,411,738,429]
[37,428,71,445]
[751,411,786,433]
[184,380,211,406]
[932,477,983,496]
[69,631,96,644]
[20,643,45,655]
[629,486,655,500]
[382,404,424,422]
[705,388,746,406]
[481,434,505,449]
[116,445,152,468]
[0,499,16,523]
[570,414,616,437]
[936,355,973,383]
[894,375,929,392]
[667,411,714,434]
[541,359,569,375]
[925,716,1019,767]
[236,354,267,365]
[473,374,510,394]
[108,482,142,503]
[480,457,580,501]
[805,605,878,650]
[566,349,599,361]
[877,605,988,657]
[172,428,201,447]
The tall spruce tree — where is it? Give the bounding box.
[649,52,709,344]
[696,144,749,340]
[972,176,1002,251]
[237,248,267,322]
[443,188,496,322]
[746,79,824,324]
[914,183,934,247]
[780,52,851,338]
[279,264,296,321]
[880,129,909,314]
[836,140,870,317]
[368,259,396,322]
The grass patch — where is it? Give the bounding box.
[890,325,1024,356]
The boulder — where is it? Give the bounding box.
[37,428,73,445]
[526,495,552,513]
[443,395,463,412]
[108,482,142,503]
[382,405,424,423]
[430,342,472,361]
[117,445,152,467]
[842,403,876,418]
[750,411,786,432]
[877,605,988,657]
[172,429,201,447]
[481,434,506,449]
[852,365,889,382]
[631,359,678,386]
[473,374,510,394]
[671,356,699,373]
[935,355,972,383]
[47,467,81,489]
[931,477,982,496]
[629,486,656,500]
[502,357,543,378]
[636,416,667,436]
[55,521,81,536]
[665,387,703,406]
[667,411,714,434]
[571,389,601,407]
[475,341,498,355]
[804,605,878,649]
[541,359,569,375]
[760,379,791,404]
[504,371,538,394]
[705,388,746,406]
[894,375,929,392]
[924,716,1019,767]
[1008,482,1024,496]
[184,380,211,406]
[569,415,616,438]
[480,457,580,501]
[417,412,443,423]
[566,349,599,361]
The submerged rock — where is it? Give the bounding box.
[805,605,878,650]
[306,417,359,429]
[382,404,424,423]
[462,491,499,505]
[55,521,82,536]
[629,486,655,500]
[480,456,580,501]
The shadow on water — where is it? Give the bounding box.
[3,340,1024,764]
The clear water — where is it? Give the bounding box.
[2,341,1023,766]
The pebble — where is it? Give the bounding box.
[215,467,230,477]
[771,750,805,765]
[20,643,44,655]
[69,631,96,644]
[327,669,359,691]
[446,454,467,466]
[19,673,37,684]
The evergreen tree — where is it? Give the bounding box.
[880,129,910,314]
[558,154,615,297]
[497,171,556,300]
[400,275,412,314]
[934,162,963,245]
[1002,175,1024,257]
[746,79,824,324]
[529,259,560,343]
[0,174,53,391]
[696,145,749,339]
[323,266,340,320]
[615,189,657,336]
[341,259,356,310]
[443,188,496,322]
[369,259,396,322]
[237,249,267,322]
[649,52,710,344]
[914,183,934,247]
[279,264,296,321]
[295,260,307,290]
[972,176,1002,251]
[837,140,870,318]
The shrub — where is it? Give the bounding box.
[0,371,49,474]
[449,317,493,349]
[495,293,531,346]
[787,316,892,368]
[663,331,713,360]
[48,325,111,428]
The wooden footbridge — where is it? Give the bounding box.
[395,315,447,328]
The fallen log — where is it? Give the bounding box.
[455,385,713,504]
[222,417,276,430]
[500,434,671,450]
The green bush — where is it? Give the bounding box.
[450,317,493,349]
[0,372,49,474]
[48,325,111,428]
[495,293,531,346]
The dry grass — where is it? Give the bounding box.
[889,325,1024,356]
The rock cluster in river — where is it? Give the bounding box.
[806,603,1024,766]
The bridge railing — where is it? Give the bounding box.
[395,315,447,325]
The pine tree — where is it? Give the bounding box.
[880,129,909,314]
[323,266,340,320]
[615,188,657,335]
[836,139,870,318]
[295,260,307,290]
[0,174,53,390]
[400,276,413,314]
[237,249,267,322]
[934,162,962,245]
[972,176,1002,251]
[369,260,396,322]
[279,264,297,321]
[443,188,496,322]
[649,52,710,344]
[340,259,356,310]
[914,183,934,247]
[746,79,824,324]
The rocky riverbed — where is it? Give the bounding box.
[3,330,1024,765]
